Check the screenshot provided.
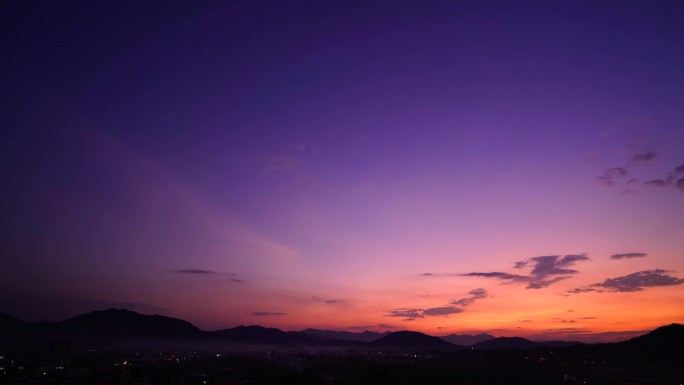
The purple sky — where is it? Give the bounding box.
[2,1,684,341]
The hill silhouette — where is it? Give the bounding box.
[0,311,28,329]
[50,308,202,338]
[471,336,541,349]
[370,331,457,350]
[213,325,317,345]
[1,308,680,355]
[471,336,583,350]
[300,328,390,342]
[615,323,683,364]
[626,322,683,346]
[439,332,494,346]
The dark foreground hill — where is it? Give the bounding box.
[370,331,457,350]
[472,336,540,349]
[439,332,494,346]
[0,311,29,330]
[300,328,390,342]
[48,308,202,338]
[472,336,583,350]
[212,325,317,345]
[614,323,684,364]
[0,308,680,357]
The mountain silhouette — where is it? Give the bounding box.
[300,328,390,342]
[615,323,683,363]
[0,308,678,355]
[212,325,317,345]
[471,336,541,350]
[49,308,202,338]
[0,311,28,329]
[439,332,494,346]
[370,331,457,350]
[626,323,683,346]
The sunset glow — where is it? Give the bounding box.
[3,1,683,343]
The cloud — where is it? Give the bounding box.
[597,167,628,186]
[420,273,434,276]
[423,306,464,316]
[526,276,570,289]
[230,278,245,283]
[347,324,395,331]
[386,308,424,320]
[462,272,529,281]
[387,304,467,319]
[592,269,684,292]
[566,287,595,294]
[175,269,216,275]
[643,165,684,193]
[527,254,589,277]
[610,252,647,260]
[311,296,344,304]
[451,288,488,307]
[569,269,684,293]
[629,151,657,163]
[463,254,589,289]
[645,178,670,187]
[250,311,288,316]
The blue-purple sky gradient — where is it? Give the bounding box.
[2,1,683,341]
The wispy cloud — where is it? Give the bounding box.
[629,151,657,163]
[569,269,684,293]
[311,296,344,305]
[639,164,684,193]
[176,269,217,275]
[451,288,488,307]
[423,306,463,316]
[609,252,646,260]
[230,278,246,283]
[463,254,589,289]
[387,305,466,320]
[593,145,684,195]
[597,167,628,186]
[250,311,288,316]
[645,178,670,187]
[347,324,395,331]
[386,308,424,320]
[89,132,302,273]
[526,254,589,277]
[462,272,529,281]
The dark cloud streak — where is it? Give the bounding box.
[451,288,488,307]
[250,311,288,316]
[569,269,684,293]
[423,306,463,316]
[175,269,216,275]
[463,254,589,289]
[610,252,646,260]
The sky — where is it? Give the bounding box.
[2,1,684,343]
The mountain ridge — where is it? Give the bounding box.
[1,308,680,352]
